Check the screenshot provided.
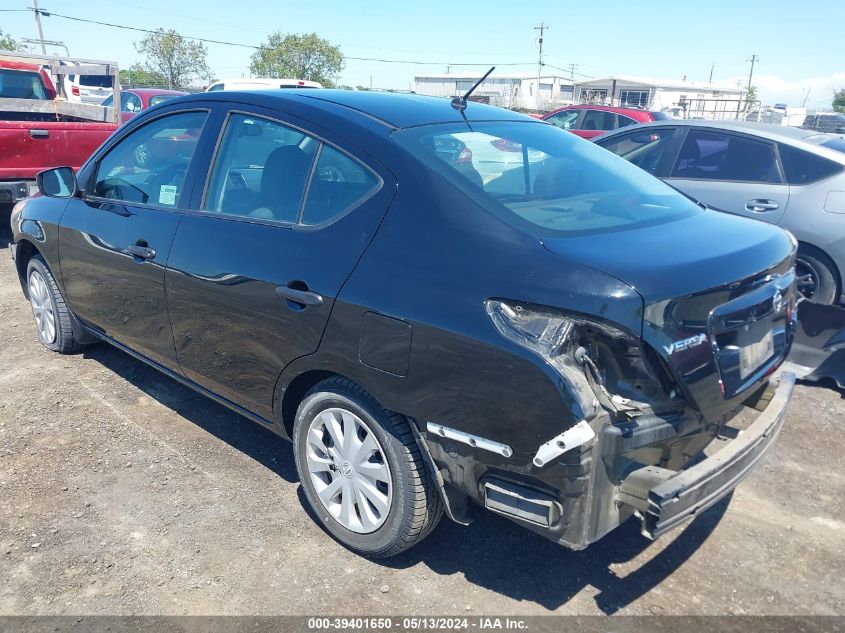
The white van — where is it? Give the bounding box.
[206,78,322,92]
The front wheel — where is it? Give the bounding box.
[293,377,443,557]
[26,255,83,354]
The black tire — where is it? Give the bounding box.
[796,246,840,305]
[293,377,443,557]
[26,255,83,354]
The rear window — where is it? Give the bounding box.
[78,75,113,89]
[394,121,701,236]
[0,69,49,99]
[819,137,845,154]
[778,143,844,184]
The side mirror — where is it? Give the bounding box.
[36,167,77,198]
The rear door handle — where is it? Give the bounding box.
[746,199,780,212]
[29,129,50,139]
[126,244,156,260]
[275,284,323,308]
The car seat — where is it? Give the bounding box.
[250,146,311,221]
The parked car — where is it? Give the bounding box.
[802,112,845,134]
[541,104,668,139]
[11,90,798,558]
[0,60,116,203]
[100,88,188,124]
[62,67,117,104]
[595,120,845,305]
[206,78,322,91]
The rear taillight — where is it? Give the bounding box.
[71,86,80,96]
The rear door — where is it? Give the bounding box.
[576,109,618,139]
[165,107,394,419]
[59,107,212,370]
[664,127,789,224]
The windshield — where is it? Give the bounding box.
[394,121,701,236]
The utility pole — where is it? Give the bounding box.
[31,0,47,54]
[744,54,759,114]
[534,21,548,109]
[746,54,758,91]
[567,63,580,80]
[802,86,811,107]
[709,62,715,83]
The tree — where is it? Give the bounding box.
[0,29,26,52]
[119,63,167,88]
[250,32,343,87]
[833,89,845,114]
[745,85,758,110]
[134,29,210,90]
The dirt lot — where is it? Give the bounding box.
[0,213,843,616]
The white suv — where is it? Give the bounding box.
[206,78,322,92]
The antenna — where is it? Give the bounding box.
[451,66,495,112]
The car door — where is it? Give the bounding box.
[576,109,617,139]
[165,108,394,420]
[664,127,789,224]
[59,107,212,370]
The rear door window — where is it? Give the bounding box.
[92,110,207,207]
[203,114,317,222]
[671,129,781,183]
[203,113,381,226]
[597,128,678,175]
[580,109,616,131]
[778,143,844,184]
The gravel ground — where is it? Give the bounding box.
[1,212,843,616]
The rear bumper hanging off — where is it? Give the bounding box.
[619,371,795,539]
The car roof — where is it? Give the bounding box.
[126,88,188,97]
[191,89,535,130]
[543,103,657,121]
[599,119,845,164]
[0,60,42,72]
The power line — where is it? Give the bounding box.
[31,9,540,67]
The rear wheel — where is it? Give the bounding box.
[795,246,839,305]
[26,256,82,354]
[293,377,442,557]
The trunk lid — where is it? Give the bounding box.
[542,210,797,420]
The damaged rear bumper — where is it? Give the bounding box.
[618,371,795,539]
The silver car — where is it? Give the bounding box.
[594,120,845,304]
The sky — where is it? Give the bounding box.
[2,0,844,109]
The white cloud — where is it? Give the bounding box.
[723,72,845,110]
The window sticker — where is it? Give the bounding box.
[159,184,177,205]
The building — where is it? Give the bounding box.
[574,75,746,119]
[414,72,576,111]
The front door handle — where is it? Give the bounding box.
[126,244,156,260]
[275,284,323,308]
[746,199,780,212]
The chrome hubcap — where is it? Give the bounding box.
[305,407,392,534]
[28,270,56,344]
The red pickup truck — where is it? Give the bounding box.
[0,60,117,204]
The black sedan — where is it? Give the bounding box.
[10,89,798,557]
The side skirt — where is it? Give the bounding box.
[83,325,283,435]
